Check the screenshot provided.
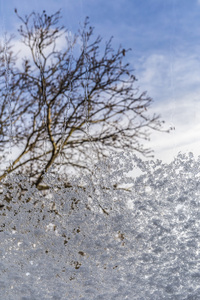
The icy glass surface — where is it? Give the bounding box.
[1,151,200,299]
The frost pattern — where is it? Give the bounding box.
[1,151,200,299]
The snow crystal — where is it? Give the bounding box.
[0,151,200,299]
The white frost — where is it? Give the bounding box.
[0,151,200,299]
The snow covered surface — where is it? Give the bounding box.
[1,151,200,299]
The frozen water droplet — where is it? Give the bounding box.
[145,186,151,193]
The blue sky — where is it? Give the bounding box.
[1,0,200,162]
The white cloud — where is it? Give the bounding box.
[0,28,75,70]
[134,52,200,162]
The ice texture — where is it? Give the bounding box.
[0,151,200,299]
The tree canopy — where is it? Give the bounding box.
[0,9,167,188]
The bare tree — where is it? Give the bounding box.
[0,9,167,188]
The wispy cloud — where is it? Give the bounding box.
[136,51,200,162]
